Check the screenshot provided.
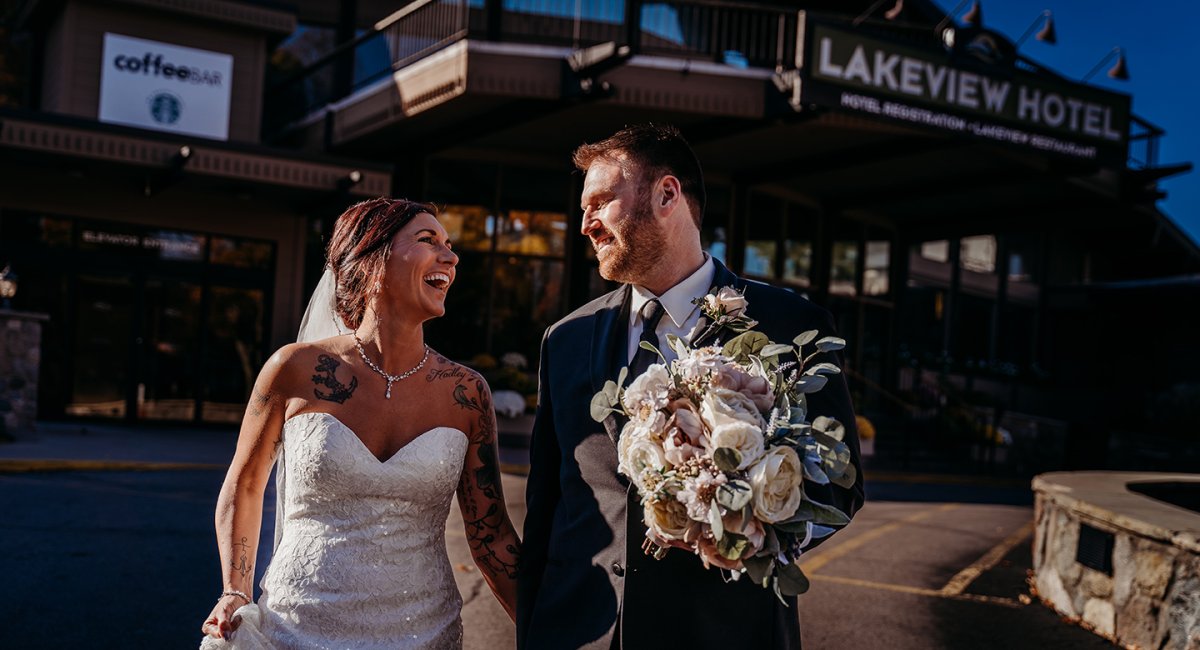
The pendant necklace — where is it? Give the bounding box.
[353,336,431,399]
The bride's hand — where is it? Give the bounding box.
[201,594,244,640]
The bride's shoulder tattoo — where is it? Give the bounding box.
[311,354,358,403]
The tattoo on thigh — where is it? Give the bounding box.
[312,355,357,403]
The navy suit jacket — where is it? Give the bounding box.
[518,260,864,650]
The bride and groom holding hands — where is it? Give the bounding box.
[201,124,864,649]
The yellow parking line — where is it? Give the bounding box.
[799,503,960,574]
[812,575,1023,608]
[0,459,223,473]
[940,520,1034,596]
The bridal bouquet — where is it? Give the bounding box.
[590,288,854,599]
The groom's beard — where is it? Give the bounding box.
[597,193,665,285]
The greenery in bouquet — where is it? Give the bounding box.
[590,287,854,600]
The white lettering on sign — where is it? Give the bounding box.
[815,36,1123,142]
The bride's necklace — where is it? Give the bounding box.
[352,335,431,399]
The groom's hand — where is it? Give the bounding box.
[201,595,243,640]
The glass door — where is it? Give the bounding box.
[67,274,135,419]
[202,286,266,424]
[138,277,203,420]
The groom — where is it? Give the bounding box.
[518,124,864,649]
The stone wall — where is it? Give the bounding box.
[1033,473,1200,650]
[0,310,47,434]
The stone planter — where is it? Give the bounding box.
[1032,472,1200,649]
[0,309,49,435]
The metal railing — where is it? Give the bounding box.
[638,0,796,71]
[1127,114,1164,169]
[264,0,802,135]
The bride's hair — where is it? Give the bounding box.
[326,197,438,330]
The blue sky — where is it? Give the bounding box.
[931,0,1199,245]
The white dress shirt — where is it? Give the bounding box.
[627,256,716,365]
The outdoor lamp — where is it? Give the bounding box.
[337,170,363,192]
[1083,46,1129,81]
[961,0,982,27]
[0,265,17,309]
[934,0,981,37]
[1016,10,1056,47]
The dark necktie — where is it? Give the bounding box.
[626,298,666,380]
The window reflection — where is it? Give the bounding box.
[830,241,858,297]
[203,287,265,423]
[438,205,494,253]
[490,257,565,364]
[864,240,890,296]
[211,236,273,269]
[67,274,134,419]
[497,210,566,256]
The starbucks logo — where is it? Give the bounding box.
[148,92,182,124]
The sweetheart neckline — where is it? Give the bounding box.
[284,411,467,464]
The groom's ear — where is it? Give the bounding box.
[653,175,682,217]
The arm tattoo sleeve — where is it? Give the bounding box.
[454,376,519,580]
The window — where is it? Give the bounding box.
[864,240,890,296]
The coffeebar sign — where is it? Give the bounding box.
[799,20,1131,164]
[98,33,233,140]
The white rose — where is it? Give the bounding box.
[708,420,765,470]
[622,364,671,421]
[618,432,669,479]
[747,446,805,523]
[700,386,765,431]
[644,497,696,542]
[673,345,730,384]
[704,286,749,318]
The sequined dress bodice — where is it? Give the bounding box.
[201,411,468,650]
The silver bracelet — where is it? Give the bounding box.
[221,589,251,605]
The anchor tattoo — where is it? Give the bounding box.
[312,354,358,404]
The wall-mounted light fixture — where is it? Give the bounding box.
[1083,46,1129,81]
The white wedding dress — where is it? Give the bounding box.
[201,411,469,650]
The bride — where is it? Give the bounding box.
[200,198,520,648]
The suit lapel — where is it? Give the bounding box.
[589,284,632,395]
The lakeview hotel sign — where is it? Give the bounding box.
[794,17,1131,164]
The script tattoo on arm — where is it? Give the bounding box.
[453,376,519,580]
[312,354,357,404]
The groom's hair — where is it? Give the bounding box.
[327,197,438,330]
[572,123,705,229]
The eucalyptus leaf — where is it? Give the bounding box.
[722,331,769,362]
[590,392,614,422]
[803,362,841,376]
[812,416,845,441]
[717,533,749,561]
[793,330,819,347]
[666,333,690,360]
[760,343,795,358]
[814,336,846,353]
[715,480,753,511]
[639,340,665,360]
[617,366,629,388]
[810,524,838,540]
[709,501,724,541]
[776,561,810,596]
[602,379,620,402]
[743,554,775,587]
[831,463,858,490]
[712,447,743,473]
[804,500,851,526]
[802,458,830,485]
[826,444,852,477]
[793,375,829,394]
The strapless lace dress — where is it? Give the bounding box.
[201,411,469,649]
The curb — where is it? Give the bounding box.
[0,459,225,473]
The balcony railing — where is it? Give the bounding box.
[263,0,802,135]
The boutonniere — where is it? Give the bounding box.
[690,286,757,348]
